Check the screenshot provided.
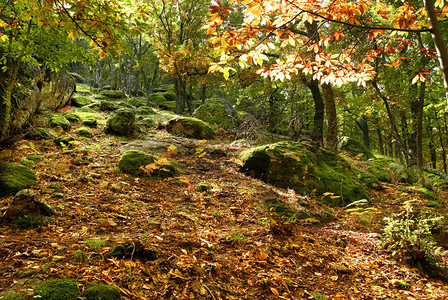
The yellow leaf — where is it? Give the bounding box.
[270,287,279,297]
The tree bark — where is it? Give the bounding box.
[424,0,448,106]
[416,81,425,185]
[322,83,338,152]
[305,79,324,147]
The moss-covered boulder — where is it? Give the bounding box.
[367,161,392,183]
[105,108,136,136]
[86,284,121,300]
[128,97,147,107]
[49,114,71,131]
[338,136,375,160]
[53,136,75,147]
[0,163,37,197]
[99,90,125,99]
[160,91,176,102]
[1,293,29,300]
[63,112,80,123]
[118,150,175,178]
[192,98,238,129]
[237,141,369,205]
[354,169,381,189]
[25,128,51,140]
[71,95,92,107]
[389,162,418,184]
[75,127,93,138]
[37,279,81,300]
[166,117,214,139]
[100,100,119,111]
[3,189,54,222]
[148,93,176,110]
[136,118,156,128]
[136,106,156,116]
[20,158,36,169]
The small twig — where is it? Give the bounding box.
[202,283,216,300]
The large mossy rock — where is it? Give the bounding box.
[0,163,37,198]
[99,90,125,99]
[85,284,121,300]
[25,128,51,140]
[39,70,75,111]
[37,279,81,300]
[49,114,71,131]
[367,160,392,183]
[2,189,54,222]
[166,117,214,139]
[118,150,175,178]
[192,98,238,129]
[338,136,375,160]
[71,95,92,107]
[237,141,368,205]
[389,162,418,184]
[105,108,136,136]
[100,100,119,111]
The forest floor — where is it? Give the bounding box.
[1,120,448,299]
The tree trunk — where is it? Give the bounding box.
[356,115,370,149]
[416,81,425,185]
[376,127,384,155]
[322,83,337,152]
[306,79,324,147]
[424,0,448,106]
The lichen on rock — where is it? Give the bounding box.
[105,108,136,136]
[49,114,71,131]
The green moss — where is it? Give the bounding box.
[237,141,368,205]
[76,112,99,128]
[148,93,167,105]
[0,162,37,197]
[354,169,381,189]
[2,293,30,300]
[128,97,147,107]
[102,85,112,90]
[136,106,156,116]
[196,183,209,192]
[72,95,92,107]
[118,150,156,176]
[12,214,53,228]
[75,84,92,94]
[338,136,375,160]
[25,128,51,140]
[74,127,93,138]
[105,109,136,136]
[99,90,125,99]
[161,91,176,102]
[70,72,85,83]
[367,160,392,183]
[136,118,156,128]
[20,158,36,169]
[27,155,42,162]
[100,100,119,111]
[37,279,81,300]
[63,112,80,124]
[86,284,121,300]
[49,114,71,131]
[389,163,418,184]
[53,136,75,147]
[192,98,236,129]
[416,187,438,202]
[117,101,134,109]
[166,117,214,139]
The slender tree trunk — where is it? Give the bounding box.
[306,79,324,147]
[416,81,425,185]
[424,0,448,106]
[376,126,384,155]
[356,115,370,149]
[438,118,447,173]
[322,83,337,152]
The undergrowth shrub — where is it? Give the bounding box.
[382,201,445,273]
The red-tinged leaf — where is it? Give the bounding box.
[392,59,399,67]
[397,44,404,51]
[400,57,411,59]
[270,287,280,297]
[429,49,437,53]
[420,47,426,52]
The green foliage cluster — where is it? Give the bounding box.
[11,214,53,228]
[382,201,445,269]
